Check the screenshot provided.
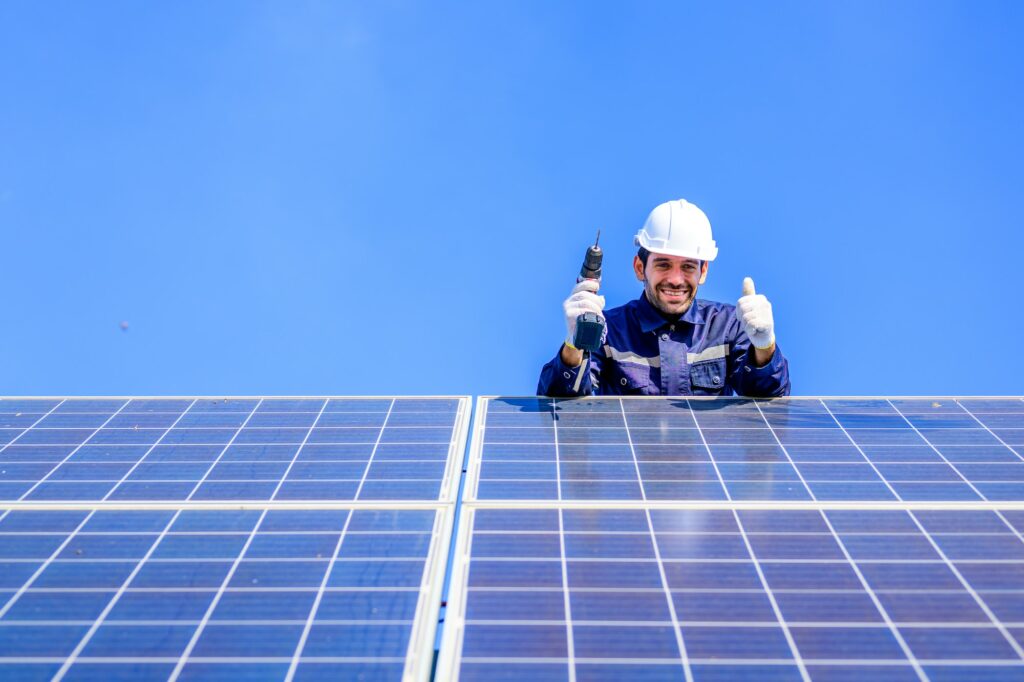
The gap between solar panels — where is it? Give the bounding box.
[0,396,472,682]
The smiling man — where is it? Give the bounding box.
[538,199,790,397]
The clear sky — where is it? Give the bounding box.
[1,2,1022,397]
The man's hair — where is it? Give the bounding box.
[637,247,705,270]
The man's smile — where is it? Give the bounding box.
[658,286,690,302]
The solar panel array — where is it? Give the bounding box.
[0,396,471,682]
[440,397,1024,682]
[5,396,1024,681]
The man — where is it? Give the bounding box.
[538,199,790,397]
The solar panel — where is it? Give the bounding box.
[441,396,1024,681]
[0,505,451,681]
[0,396,469,681]
[0,397,471,503]
[439,505,1024,682]
[7,395,1024,680]
[467,397,1024,503]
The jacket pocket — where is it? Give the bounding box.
[690,359,727,395]
[610,362,659,395]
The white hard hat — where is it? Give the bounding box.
[634,199,718,261]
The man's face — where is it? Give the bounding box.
[633,253,709,316]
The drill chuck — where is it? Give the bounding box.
[579,243,603,281]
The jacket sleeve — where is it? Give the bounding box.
[537,347,605,397]
[726,320,791,397]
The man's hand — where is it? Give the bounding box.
[561,279,605,367]
[738,277,775,365]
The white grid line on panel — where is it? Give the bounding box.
[730,509,811,681]
[816,510,927,680]
[0,511,96,619]
[270,398,329,501]
[752,400,817,502]
[686,398,732,502]
[905,509,1024,660]
[100,399,199,501]
[167,508,272,681]
[0,400,66,453]
[557,508,578,682]
[819,399,905,501]
[184,399,264,501]
[448,655,1024,666]
[52,509,184,681]
[17,401,131,501]
[353,398,394,501]
[619,398,693,682]
[554,399,563,503]
[284,509,355,681]
[888,399,989,501]
[957,398,1024,462]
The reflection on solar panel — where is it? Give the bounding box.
[440,397,1024,682]
[0,396,470,682]
[0,397,469,502]
[0,506,450,681]
[441,506,1024,681]
[468,398,1024,503]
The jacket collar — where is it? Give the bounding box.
[637,292,706,332]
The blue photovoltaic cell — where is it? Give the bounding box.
[0,397,464,502]
[448,507,1024,681]
[474,397,1024,502]
[0,507,441,681]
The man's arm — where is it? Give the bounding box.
[752,343,776,368]
[538,343,603,397]
[731,341,790,397]
[539,279,606,396]
[731,277,790,396]
[561,343,584,368]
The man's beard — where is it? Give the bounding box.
[645,281,696,317]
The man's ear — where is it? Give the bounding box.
[698,261,709,285]
[633,255,645,282]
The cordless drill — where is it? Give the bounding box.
[572,231,605,352]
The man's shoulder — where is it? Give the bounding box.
[694,298,737,315]
[604,298,638,323]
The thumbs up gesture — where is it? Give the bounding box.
[737,277,775,350]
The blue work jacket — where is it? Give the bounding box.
[538,293,790,397]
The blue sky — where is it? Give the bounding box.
[1,2,1022,397]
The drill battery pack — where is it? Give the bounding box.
[573,312,605,352]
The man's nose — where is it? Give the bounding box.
[665,270,686,286]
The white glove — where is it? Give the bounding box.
[737,277,775,350]
[563,279,605,348]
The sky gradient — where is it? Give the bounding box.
[2,2,1022,396]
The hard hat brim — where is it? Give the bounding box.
[634,235,718,262]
